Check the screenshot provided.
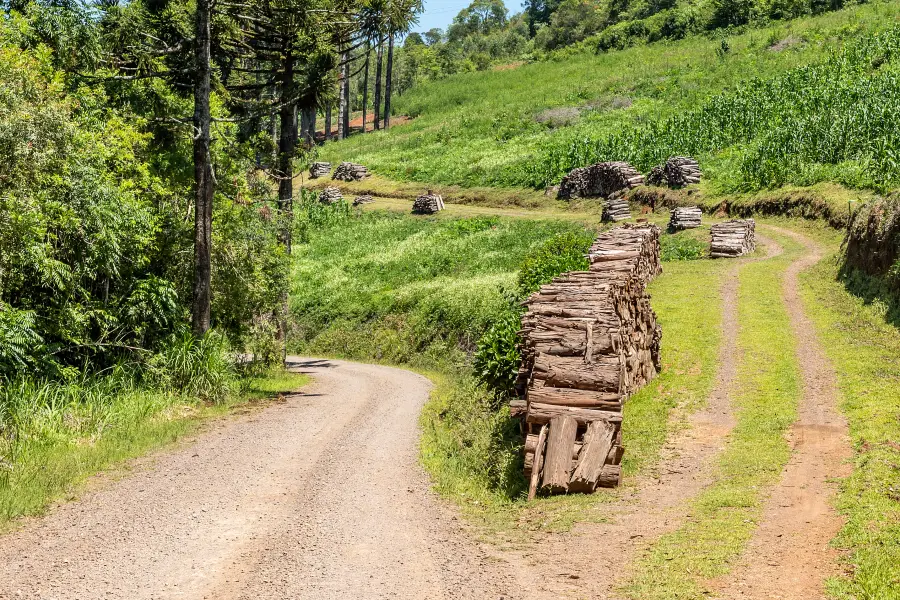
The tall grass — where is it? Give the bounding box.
[0,332,248,523]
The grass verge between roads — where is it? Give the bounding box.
[799,247,900,599]
[0,369,308,529]
[623,231,804,599]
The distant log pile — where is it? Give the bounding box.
[412,193,445,214]
[602,198,632,222]
[710,219,756,258]
[309,162,332,179]
[647,157,702,188]
[511,224,663,497]
[318,186,343,204]
[557,162,645,200]
[668,206,702,231]
[332,162,370,181]
[352,194,374,206]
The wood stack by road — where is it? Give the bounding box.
[511,224,663,497]
[412,192,445,214]
[668,206,702,231]
[647,156,702,188]
[603,198,632,222]
[332,162,371,181]
[318,186,343,204]
[557,162,645,200]
[710,219,756,257]
[310,161,332,178]
[352,194,374,206]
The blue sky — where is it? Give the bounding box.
[415,0,472,32]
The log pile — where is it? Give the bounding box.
[318,186,343,204]
[557,162,645,200]
[647,157,702,188]
[668,206,702,231]
[412,192,445,214]
[511,224,663,497]
[602,198,632,222]
[352,194,374,206]
[710,219,756,258]
[332,161,371,181]
[310,161,332,179]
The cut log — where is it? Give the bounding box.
[668,206,702,231]
[332,161,370,181]
[557,162,644,200]
[309,161,332,178]
[412,192,445,214]
[318,186,343,204]
[527,424,548,501]
[541,416,579,494]
[569,421,616,493]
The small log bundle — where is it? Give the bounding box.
[603,198,632,222]
[647,157,702,188]
[710,219,756,258]
[668,206,702,231]
[557,162,645,200]
[412,193,445,214]
[310,161,332,179]
[352,194,374,206]
[318,186,343,204]
[332,161,370,181]
[513,224,663,497]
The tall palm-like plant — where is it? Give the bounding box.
[383,0,421,129]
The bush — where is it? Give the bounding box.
[516,230,594,295]
[149,332,237,403]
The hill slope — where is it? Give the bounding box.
[318,3,900,196]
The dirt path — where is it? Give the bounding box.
[713,227,852,600]
[491,239,783,599]
[0,358,516,600]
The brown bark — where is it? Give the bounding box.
[373,39,383,131]
[569,421,616,493]
[191,0,214,337]
[361,44,370,134]
[383,34,394,129]
[527,424,548,501]
[541,416,578,494]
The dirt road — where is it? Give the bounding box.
[0,358,513,600]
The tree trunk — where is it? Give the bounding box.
[274,51,297,357]
[341,49,351,137]
[307,107,316,144]
[338,46,348,139]
[384,33,394,129]
[191,0,214,337]
[325,102,332,141]
[373,39,383,131]
[361,43,370,134]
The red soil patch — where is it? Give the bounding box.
[493,61,524,71]
[316,114,411,140]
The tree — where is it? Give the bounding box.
[374,37,383,129]
[447,0,507,42]
[192,0,214,335]
[383,0,422,128]
[423,27,443,45]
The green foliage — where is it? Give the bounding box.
[472,309,522,394]
[660,232,707,261]
[323,3,900,191]
[148,332,237,403]
[516,230,593,294]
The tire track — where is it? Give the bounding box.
[713,227,852,600]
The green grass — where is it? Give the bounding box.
[624,230,804,599]
[0,369,308,528]
[319,2,900,193]
[799,247,900,599]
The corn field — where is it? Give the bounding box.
[523,25,900,192]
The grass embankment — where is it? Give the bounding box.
[624,231,804,599]
[0,361,308,527]
[798,233,900,599]
[319,2,900,195]
[291,205,732,531]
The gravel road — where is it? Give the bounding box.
[0,358,515,600]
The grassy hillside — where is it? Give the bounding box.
[318,2,900,194]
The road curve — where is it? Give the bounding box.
[0,358,515,600]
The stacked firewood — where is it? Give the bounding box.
[602,198,632,222]
[557,162,645,200]
[647,157,702,188]
[318,186,343,204]
[710,219,756,258]
[412,192,445,214]
[352,194,374,206]
[511,224,663,497]
[668,206,702,230]
[309,162,332,178]
[332,161,370,181]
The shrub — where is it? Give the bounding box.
[472,309,523,395]
[661,233,707,261]
[517,230,594,294]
